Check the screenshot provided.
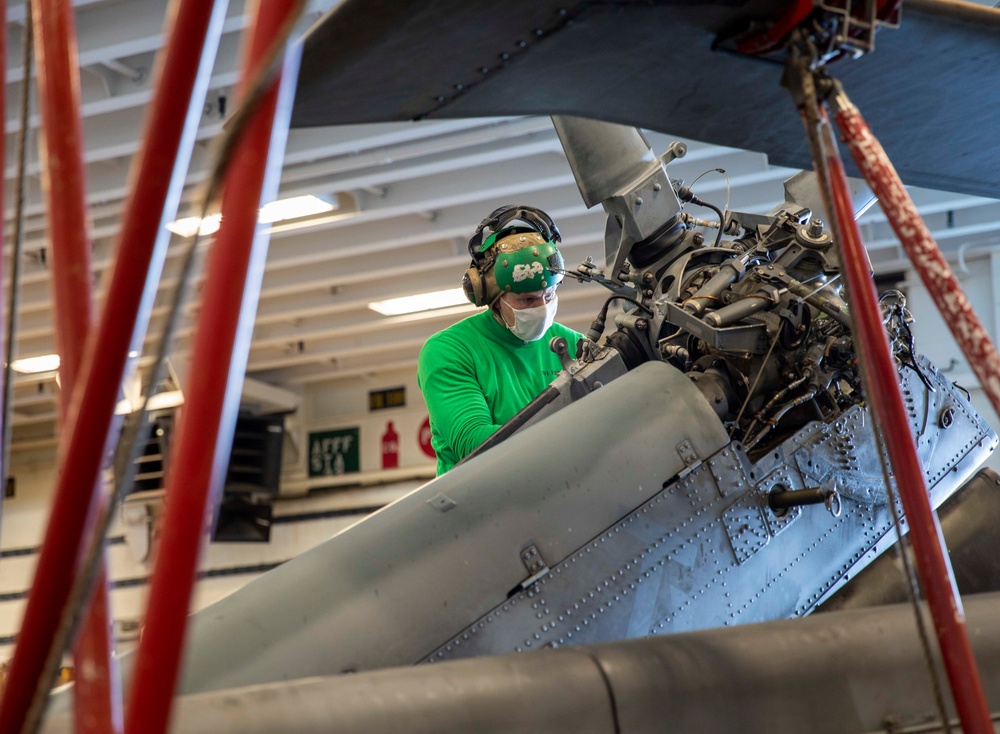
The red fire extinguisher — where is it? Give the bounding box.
[381,421,399,469]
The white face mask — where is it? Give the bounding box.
[500,296,558,342]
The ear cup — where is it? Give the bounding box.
[462,267,485,307]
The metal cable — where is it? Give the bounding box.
[0,2,35,553]
[731,327,783,436]
[869,416,954,734]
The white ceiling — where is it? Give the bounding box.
[5,0,1000,449]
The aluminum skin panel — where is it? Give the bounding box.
[176,360,729,692]
[423,357,995,663]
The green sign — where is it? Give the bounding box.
[308,427,360,477]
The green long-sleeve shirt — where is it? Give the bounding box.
[417,309,583,474]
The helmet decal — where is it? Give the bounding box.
[494,234,564,294]
[512,261,545,282]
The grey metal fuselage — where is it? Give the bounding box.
[176,351,994,692]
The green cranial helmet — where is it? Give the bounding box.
[462,205,566,307]
[492,231,565,295]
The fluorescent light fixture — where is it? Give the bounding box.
[114,390,185,415]
[258,195,335,223]
[146,390,184,411]
[12,354,61,374]
[166,213,222,238]
[369,288,471,316]
[166,195,336,238]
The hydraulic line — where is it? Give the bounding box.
[731,327,782,435]
[744,369,812,441]
[743,388,817,450]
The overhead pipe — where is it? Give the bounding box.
[123,0,303,731]
[0,1,230,732]
[809,94,993,734]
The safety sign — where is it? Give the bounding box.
[308,427,360,477]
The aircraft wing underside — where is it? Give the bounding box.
[293,0,1000,198]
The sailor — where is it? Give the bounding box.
[417,205,583,474]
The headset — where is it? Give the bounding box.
[462,205,563,307]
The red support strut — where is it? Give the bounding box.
[27,1,120,730]
[814,102,994,734]
[24,1,117,731]
[29,0,92,392]
[123,0,302,731]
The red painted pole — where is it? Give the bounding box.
[124,1,301,730]
[0,2,229,732]
[816,102,994,734]
[26,1,119,730]
[829,87,1000,435]
[29,0,92,392]
[70,565,118,734]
